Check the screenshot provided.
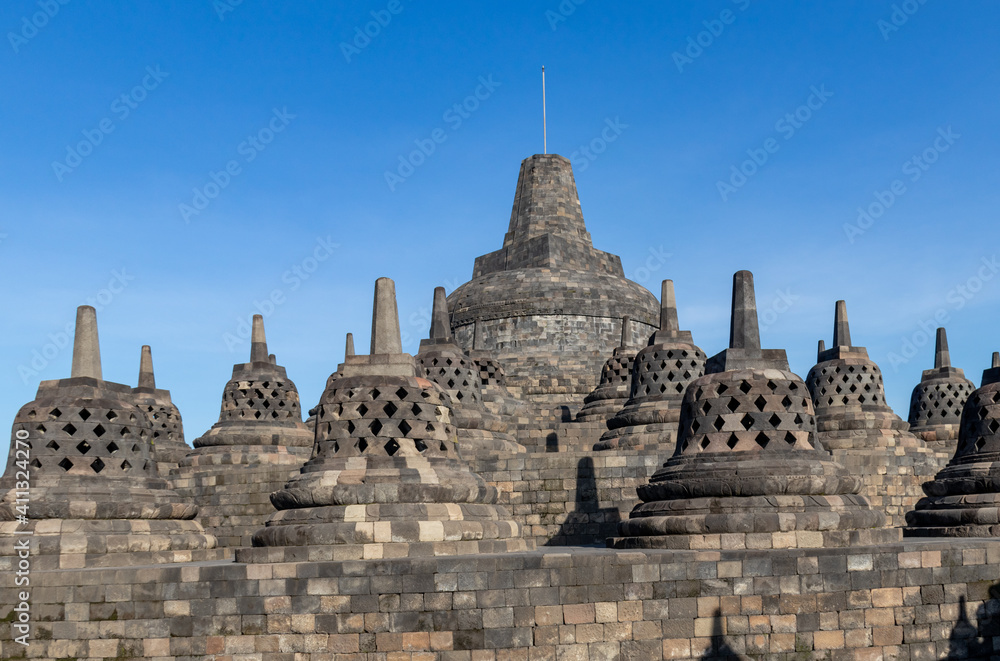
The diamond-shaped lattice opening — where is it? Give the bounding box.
[90,458,105,473]
[766,380,778,391]
[346,420,356,434]
[36,424,46,433]
[383,402,398,418]
[79,409,91,421]
[727,398,740,413]
[741,414,755,430]
[702,401,712,415]
[727,433,739,450]
[713,416,726,431]
[768,413,782,427]
[410,403,422,416]
[120,460,131,471]
[781,396,793,408]
[254,411,263,419]
[842,396,850,405]
[331,440,340,454]
[30,458,41,469]
[371,388,381,400]
[107,441,119,454]
[651,373,660,383]
[358,403,369,417]
[659,384,668,393]
[414,438,427,453]
[691,420,700,433]
[784,431,797,445]
[739,381,752,394]
[131,444,139,453]
[755,432,769,449]
[976,437,987,452]
[51,408,62,418]
[384,439,400,456]
[675,383,685,393]
[426,423,435,432]
[993,391,1000,404]
[717,383,728,395]
[262,400,270,409]
[399,420,412,436]
[357,439,368,453]
[76,441,91,455]
[440,442,449,452]
[754,395,767,411]
[119,427,130,437]
[989,419,1000,434]
[58,457,73,471]
[369,419,383,435]
[106,410,118,421]
[62,423,77,436]
[700,437,711,450]
[93,424,106,438]
[46,440,59,451]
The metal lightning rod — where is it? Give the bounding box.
[542,66,547,154]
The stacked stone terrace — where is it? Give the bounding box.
[805,301,948,527]
[170,315,313,548]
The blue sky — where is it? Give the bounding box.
[2,0,998,459]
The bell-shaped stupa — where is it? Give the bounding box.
[907,328,976,449]
[131,345,189,476]
[447,154,659,441]
[0,307,219,569]
[466,321,529,423]
[306,333,354,434]
[576,317,638,425]
[805,301,946,526]
[416,287,524,458]
[611,272,896,550]
[597,280,707,451]
[240,278,527,562]
[906,352,1000,537]
[170,315,313,547]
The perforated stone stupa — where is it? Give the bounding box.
[466,321,528,422]
[306,332,354,434]
[131,345,188,476]
[447,154,658,433]
[805,301,946,526]
[908,327,976,448]
[416,287,523,458]
[241,278,526,562]
[576,316,637,425]
[612,272,896,550]
[906,352,1000,537]
[597,280,707,451]
[170,315,313,547]
[0,306,219,570]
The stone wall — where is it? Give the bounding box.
[4,540,1000,660]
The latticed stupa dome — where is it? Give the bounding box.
[242,278,526,562]
[907,327,976,448]
[612,272,896,550]
[0,306,218,569]
[576,316,639,424]
[597,281,707,451]
[131,345,188,475]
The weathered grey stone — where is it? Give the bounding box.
[596,280,707,452]
[576,317,638,425]
[0,306,219,569]
[908,327,977,449]
[611,272,897,550]
[131,345,189,476]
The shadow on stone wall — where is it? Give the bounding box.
[947,592,1000,659]
[545,456,621,546]
[701,609,742,660]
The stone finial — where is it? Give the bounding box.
[994,352,999,369]
[817,340,826,361]
[472,321,483,351]
[268,354,276,365]
[345,333,355,357]
[138,345,155,389]
[833,300,852,348]
[430,286,452,340]
[250,315,268,363]
[71,305,102,380]
[620,316,631,348]
[933,328,951,369]
[660,280,679,333]
[371,277,403,355]
[729,271,761,351]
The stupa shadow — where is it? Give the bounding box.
[545,455,621,546]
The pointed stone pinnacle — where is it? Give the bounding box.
[817,340,826,361]
[250,315,268,363]
[934,328,951,369]
[833,300,852,348]
[71,305,102,380]
[659,280,680,333]
[345,333,355,358]
[268,354,276,365]
[430,287,452,341]
[729,271,761,351]
[994,352,999,369]
[371,277,403,355]
[620,316,631,348]
[472,321,483,351]
[138,345,155,389]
